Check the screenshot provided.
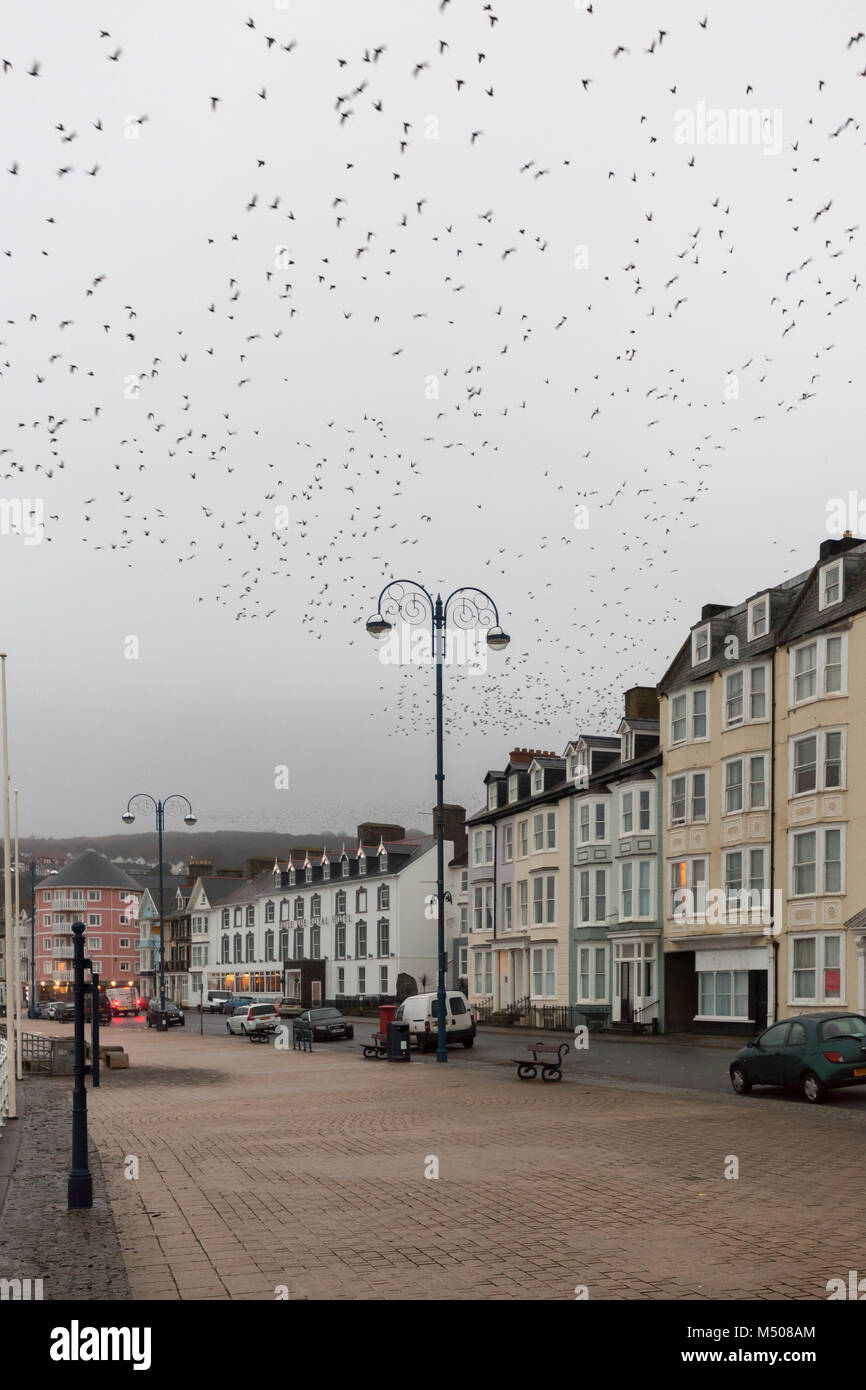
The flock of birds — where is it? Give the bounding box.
[2,3,865,788]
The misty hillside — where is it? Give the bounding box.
[17,827,428,874]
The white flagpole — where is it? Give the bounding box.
[1,654,16,1118]
[14,788,22,1079]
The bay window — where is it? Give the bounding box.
[791,633,846,705]
[790,728,845,795]
[791,933,842,1003]
[790,825,845,897]
[578,867,607,926]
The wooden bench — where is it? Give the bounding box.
[511,1040,570,1082]
[361,1031,388,1060]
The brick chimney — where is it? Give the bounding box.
[187,858,213,884]
[244,858,277,880]
[434,804,467,860]
[700,603,729,621]
[819,531,864,561]
[508,748,556,764]
[356,822,405,846]
[624,686,659,721]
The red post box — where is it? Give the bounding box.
[379,1003,396,1035]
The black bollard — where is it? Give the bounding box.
[90,971,100,1089]
[67,922,93,1209]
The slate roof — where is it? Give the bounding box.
[659,537,866,692]
[35,849,143,892]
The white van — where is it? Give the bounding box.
[395,991,476,1052]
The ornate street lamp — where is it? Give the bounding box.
[120,793,197,1028]
[367,581,509,1062]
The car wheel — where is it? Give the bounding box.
[179,1019,185,1026]
[346,1027,354,1039]
[730,1064,751,1095]
[463,1037,474,1049]
[802,1070,827,1104]
[226,1023,232,1034]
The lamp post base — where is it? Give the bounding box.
[67,1170,93,1210]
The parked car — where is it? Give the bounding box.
[85,994,113,1025]
[226,1002,281,1036]
[277,997,304,1018]
[395,991,476,1052]
[292,1007,354,1042]
[52,1000,76,1022]
[220,994,254,1014]
[146,999,185,1028]
[206,989,234,1014]
[730,1014,866,1104]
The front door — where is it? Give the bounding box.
[499,952,511,1007]
[748,969,768,1032]
[620,961,633,1022]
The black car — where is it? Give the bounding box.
[146,999,185,1028]
[293,1007,354,1042]
[53,996,113,1024]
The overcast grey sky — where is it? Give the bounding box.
[2,0,865,838]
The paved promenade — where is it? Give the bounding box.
[3,1022,865,1300]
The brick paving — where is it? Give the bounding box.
[0,1075,131,1301]
[5,1023,866,1299]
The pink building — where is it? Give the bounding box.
[35,849,142,999]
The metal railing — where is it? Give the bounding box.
[472,997,612,1033]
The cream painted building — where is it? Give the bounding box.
[466,750,572,1012]
[660,534,866,1033]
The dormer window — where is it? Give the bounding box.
[532,768,543,794]
[621,729,634,762]
[748,594,769,641]
[572,756,588,790]
[358,850,367,876]
[288,866,296,886]
[323,861,330,880]
[820,560,842,610]
[691,623,710,665]
[380,852,388,872]
[305,865,312,884]
[341,859,349,878]
[507,774,519,804]
[488,784,498,812]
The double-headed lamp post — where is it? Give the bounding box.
[120,794,197,1020]
[366,581,509,1063]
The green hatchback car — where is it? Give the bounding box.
[730,1014,866,1104]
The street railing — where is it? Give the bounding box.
[472,998,612,1033]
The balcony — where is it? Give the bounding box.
[49,945,75,958]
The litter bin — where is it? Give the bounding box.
[379,1003,396,1035]
[157,1010,169,1032]
[386,1019,411,1063]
